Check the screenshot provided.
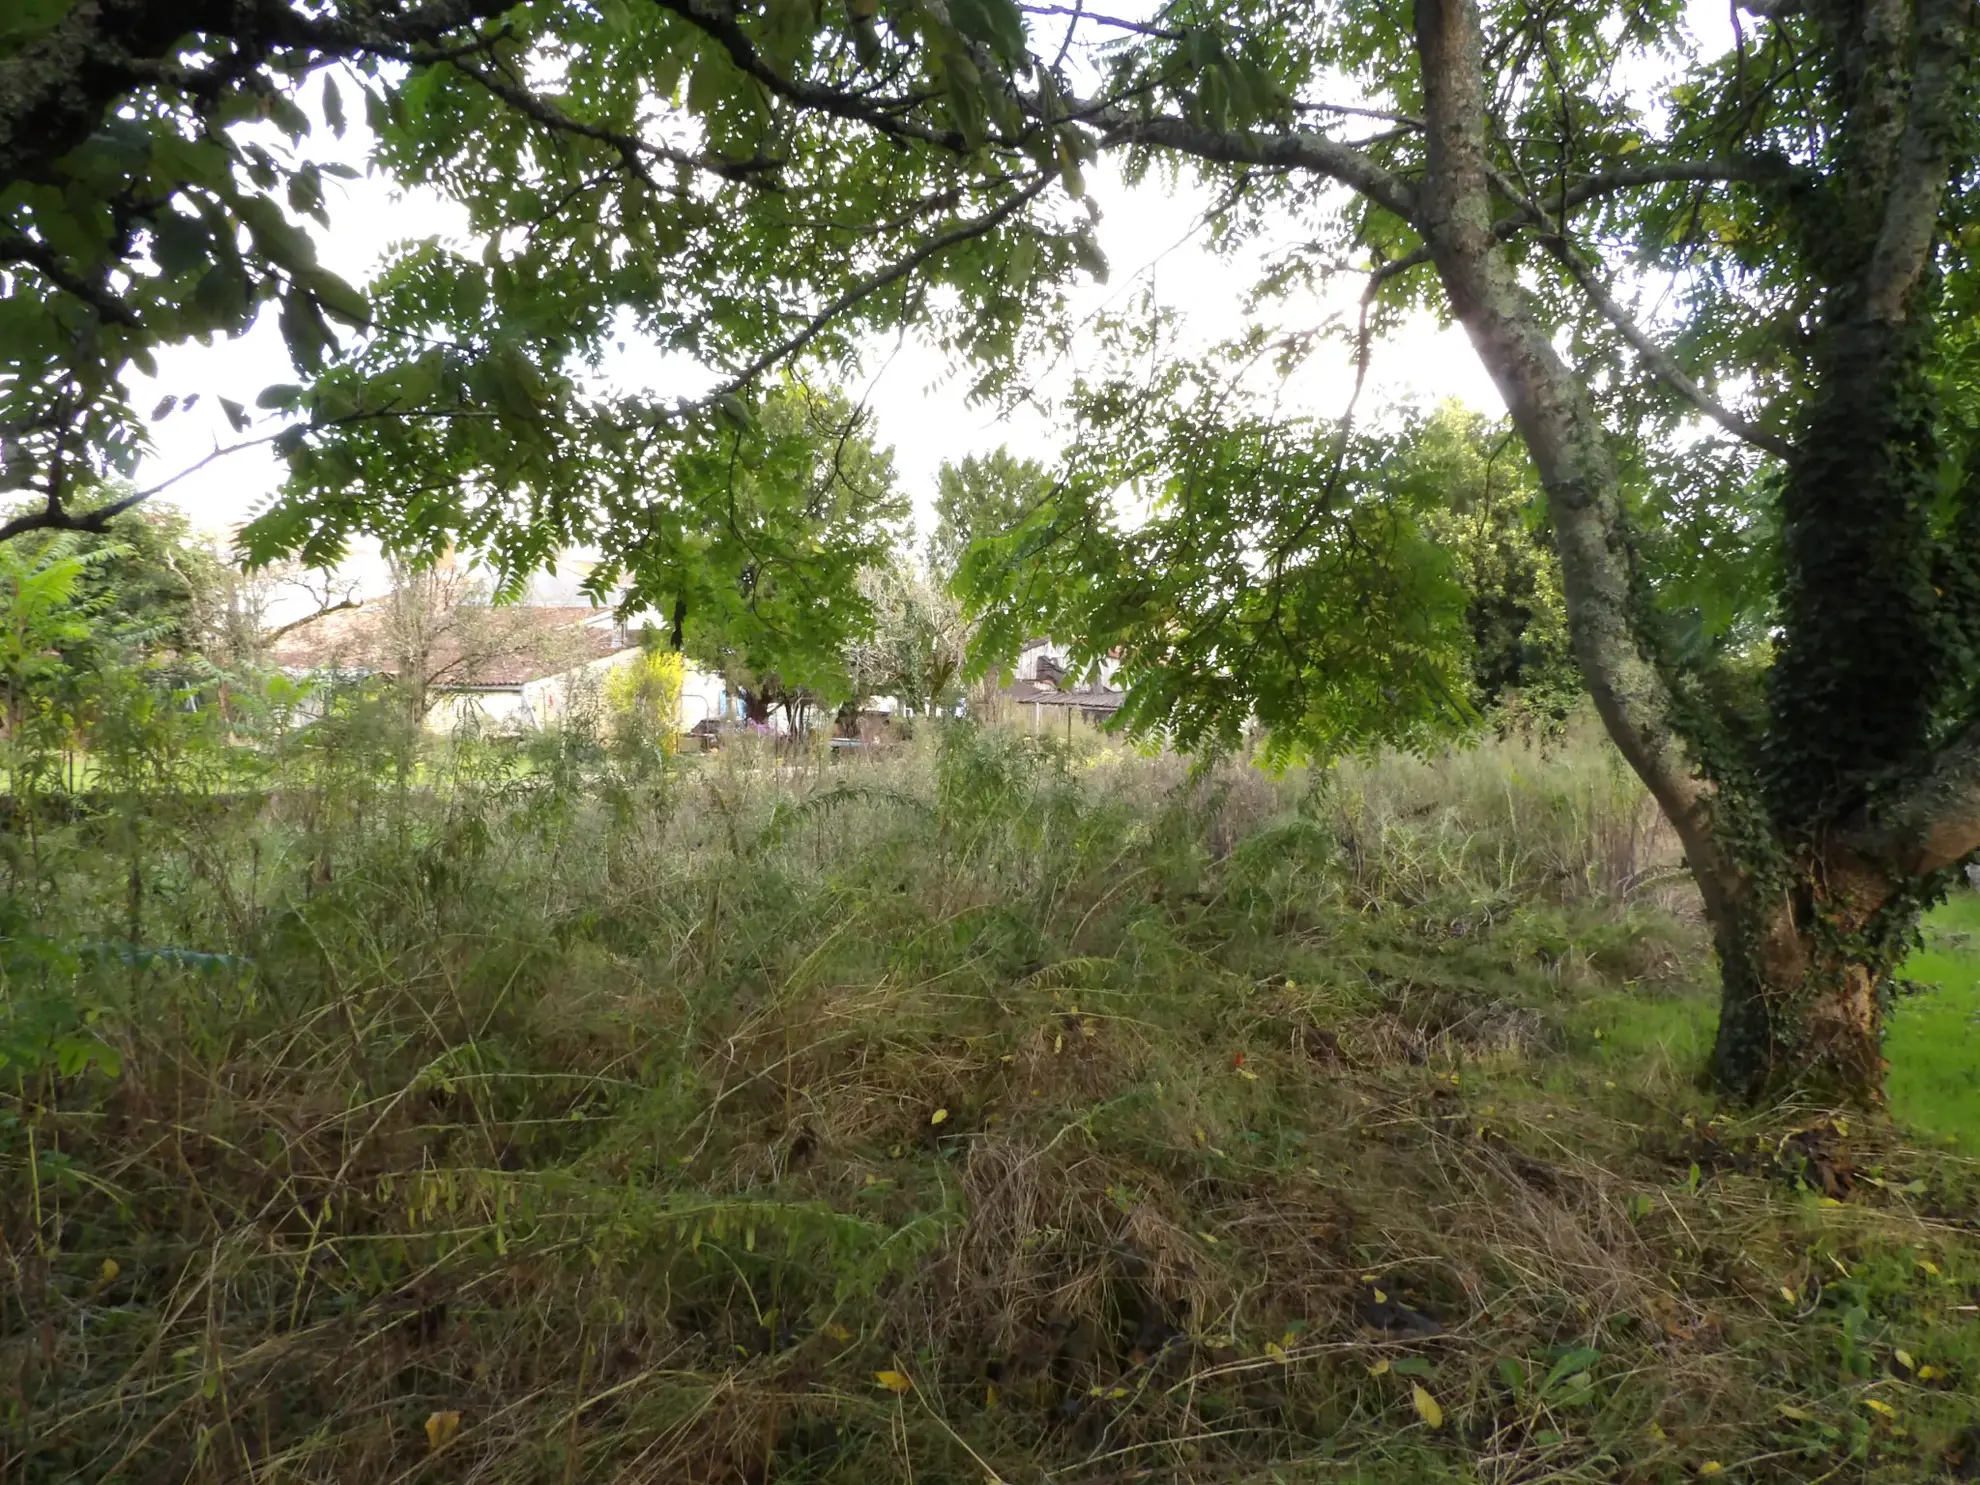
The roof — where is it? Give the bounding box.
[268,602,629,689]
[1002,677,1126,712]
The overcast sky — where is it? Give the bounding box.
[124,1,1732,598]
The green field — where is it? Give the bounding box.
[1890,893,1980,1153]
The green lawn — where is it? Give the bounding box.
[1888,890,1980,1152]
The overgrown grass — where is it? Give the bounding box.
[3,720,1977,1484]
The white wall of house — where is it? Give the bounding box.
[425,649,755,737]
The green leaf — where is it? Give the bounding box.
[301,267,370,328]
[233,194,318,272]
[947,0,1028,68]
[322,73,345,136]
[151,212,211,278]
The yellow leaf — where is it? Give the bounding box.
[424,1411,461,1452]
[1780,1286,1797,1303]
[823,1322,853,1342]
[1916,1258,1941,1276]
[1053,1033,1064,1055]
[930,1108,949,1125]
[1080,1018,1097,1038]
[1107,1386,1128,1399]
[97,1258,120,1286]
[1372,1288,1388,1304]
[1861,1397,1896,1417]
[1264,1341,1288,1364]
[1893,1349,1914,1371]
[985,1384,999,1408]
[1917,1364,1942,1381]
[1411,1385,1443,1429]
[1367,1358,1390,1376]
[874,1370,913,1395]
[1698,1464,1723,1477]
[1197,1230,1220,1245]
[1776,1403,1813,1421]
[1236,1067,1259,1082]
[1193,1127,1208,1146]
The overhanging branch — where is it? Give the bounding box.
[1547,242,1794,460]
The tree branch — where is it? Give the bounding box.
[1411,0,1742,916]
[1549,155,1803,212]
[0,487,148,544]
[706,172,1056,399]
[1848,718,1980,876]
[0,232,139,324]
[1083,108,1420,222]
[1538,229,1794,460]
[263,594,365,644]
[1861,0,1971,323]
[652,0,972,152]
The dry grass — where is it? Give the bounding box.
[3,720,1978,1484]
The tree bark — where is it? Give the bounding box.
[1707,850,1902,1098]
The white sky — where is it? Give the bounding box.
[124,1,1732,598]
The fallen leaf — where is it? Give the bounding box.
[1916,1258,1941,1276]
[1917,1364,1942,1381]
[1776,1403,1814,1421]
[985,1384,999,1408]
[1893,1348,1914,1371]
[97,1258,120,1287]
[1236,1067,1259,1082]
[1861,1397,1895,1417]
[930,1108,949,1125]
[424,1411,461,1452]
[823,1322,853,1342]
[1411,1384,1443,1429]
[1372,1288,1388,1304]
[1779,1285,1797,1303]
[1264,1341,1288,1364]
[874,1370,912,1395]
[1698,1464,1723,1477]
[1366,1358,1390,1376]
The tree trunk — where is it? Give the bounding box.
[1705,853,1905,1100]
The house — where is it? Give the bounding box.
[267,600,718,735]
[999,639,1127,728]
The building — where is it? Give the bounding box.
[1000,639,1127,728]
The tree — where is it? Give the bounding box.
[681,381,906,730]
[7,0,1977,1099]
[1397,406,1581,726]
[846,560,971,718]
[928,448,1052,582]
